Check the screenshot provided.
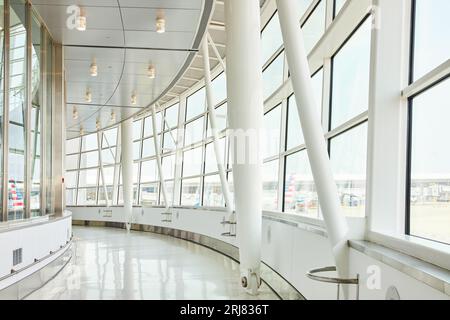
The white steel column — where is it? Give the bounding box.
[225,0,264,294]
[201,39,233,216]
[112,126,121,205]
[276,0,350,290]
[97,131,109,207]
[121,118,133,231]
[151,105,169,211]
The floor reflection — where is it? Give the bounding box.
[27,226,279,300]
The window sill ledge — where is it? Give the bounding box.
[349,239,450,296]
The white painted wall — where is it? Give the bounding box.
[69,206,449,300]
[0,215,72,290]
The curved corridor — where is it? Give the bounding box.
[26,227,278,300]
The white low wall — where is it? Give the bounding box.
[0,214,72,291]
[70,206,449,300]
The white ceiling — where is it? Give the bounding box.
[32,0,212,139]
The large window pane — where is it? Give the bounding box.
[413,0,450,81]
[203,175,224,207]
[263,160,279,211]
[102,128,117,147]
[66,138,80,154]
[140,183,159,206]
[8,1,27,220]
[78,169,98,188]
[261,13,283,65]
[183,147,202,177]
[140,159,157,183]
[80,150,98,168]
[204,139,226,174]
[286,70,323,150]
[162,155,175,180]
[65,154,79,171]
[81,133,97,152]
[263,52,284,99]
[142,137,156,158]
[211,73,227,106]
[184,117,204,146]
[181,178,201,206]
[284,151,318,217]
[186,88,205,120]
[330,123,368,217]
[302,0,326,53]
[410,78,450,244]
[263,105,281,159]
[165,103,179,129]
[77,188,97,206]
[331,18,371,129]
[207,104,227,137]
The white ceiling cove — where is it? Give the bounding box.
[32,0,213,139]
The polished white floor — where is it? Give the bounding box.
[27,226,279,300]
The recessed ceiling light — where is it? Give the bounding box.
[147,64,156,79]
[80,126,85,136]
[90,60,98,77]
[96,119,101,130]
[131,92,137,105]
[85,88,92,103]
[110,111,116,122]
[72,106,79,120]
[156,16,165,34]
[76,10,87,31]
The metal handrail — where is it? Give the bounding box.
[306,266,360,300]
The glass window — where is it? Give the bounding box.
[102,166,114,185]
[142,137,156,158]
[413,0,450,81]
[203,175,224,207]
[261,13,283,65]
[65,171,78,189]
[102,147,116,166]
[66,138,80,154]
[143,113,162,138]
[186,88,205,121]
[331,18,371,129]
[141,160,157,183]
[211,73,227,106]
[165,103,179,129]
[160,180,174,207]
[286,69,323,150]
[66,154,79,171]
[8,1,27,220]
[140,183,159,206]
[409,78,450,244]
[66,189,77,206]
[77,188,97,205]
[263,160,279,211]
[207,104,227,137]
[301,0,326,53]
[204,139,226,174]
[330,123,368,217]
[181,178,201,206]
[82,133,98,152]
[334,0,347,17]
[102,128,117,147]
[263,105,282,159]
[297,0,314,19]
[163,130,176,151]
[183,147,203,177]
[284,151,318,218]
[78,169,98,188]
[263,52,284,99]
[80,150,99,168]
[133,119,142,140]
[162,155,175,180]
[184,117,204,146]
[98,186,113,205]
[133,141,141,160]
